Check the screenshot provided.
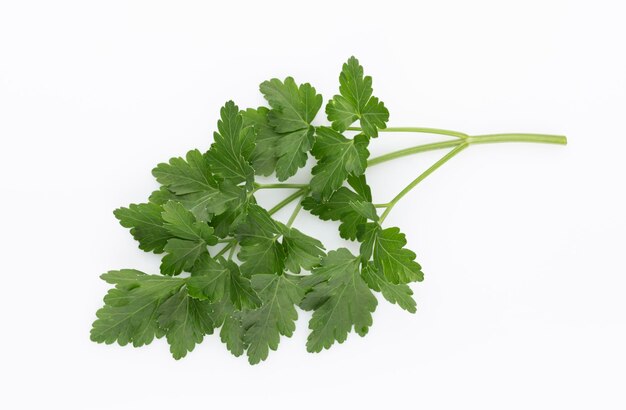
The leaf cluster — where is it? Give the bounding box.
[92,57,423,364]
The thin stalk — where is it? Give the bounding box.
[379,143,469,223]
[215,240,236,258]
[368,140,463,167]
[255,183,309,190]
[227,243,237,260]
[268,188,307,215]
[368,133,567,167]
[286,198,304,228]
[348,126,468,139]
[467,133,567,145]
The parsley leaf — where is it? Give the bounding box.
[222,258,262,310]
[282,227,326,273]
[162,201,216,243]
[349,200,379,221]
[158,287,215,359]
[187,254,230,302]
[358,224,424,284]
[236,205,286,276]
[326,56,389,138]
[113,203,171,253]
[309,127,370,199]
[160,239,206,276]
[243,274,305,364]
[152,149,217,195]
[361,262,417,313]
[242,107,280,176]
[275,127,315,181]
[211,297,247,357]
[151,149,228,221]
[260,77,322,180]
[208,181,252,238]
[206,101,255,188]
[300,248,378,352]
[90,270,185,347]
[188,254,261,310]
[159,201,218,276]
[302,175,374,240]
[261,77,321,133]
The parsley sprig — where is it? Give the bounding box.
[91,57,566,364]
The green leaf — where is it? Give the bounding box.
[159,201,218,276]
[237,240,285,276]
[179,190,235,222]
[158,287,215,359]
[209,181,252,238]
[151,150,228,221]
[223,258,262,310]
[260,77,322,132]
[349,201,379,221]
[242,107,280,176]
[358,224,424,284]
[361,262,417,313]
[212,299,246,357]
[309,127,369,199]
[220,313,246,357]
[274,127,315,181]
[235,203,286,240]
[187,254,261,310]
[160,239,208,276]
[345,173,373,199]
[236,205,286,276]
[206,101,255,188]
[300,248,378,352]
[326,56,389,138]
[260,77,322,180]
[149,187,178,205]
[161,201,216,243]
[90,270,185,347]
[114,203,171,253]
[187,253,230,302]
[282,227,326,273]
[152,149,218,196]
[356,222,377,262]
[243,274,305,364]
[150,186,228,223]
[237,239,285,277]
[302,175,374,240]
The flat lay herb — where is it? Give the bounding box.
[91,57,566,364]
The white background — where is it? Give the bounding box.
[1,1,625,409]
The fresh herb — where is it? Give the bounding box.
[91,57,567,364]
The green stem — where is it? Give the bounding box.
[368,140,463,166]
[215,240,236,258]
[268,188,307,215]
[467,133,568,145]
[286,198,304,228]
[348,126,468,139]
[227,243,237,260]
[379,143,469,223]
[368,133,567,167]
[255,183,309,190]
